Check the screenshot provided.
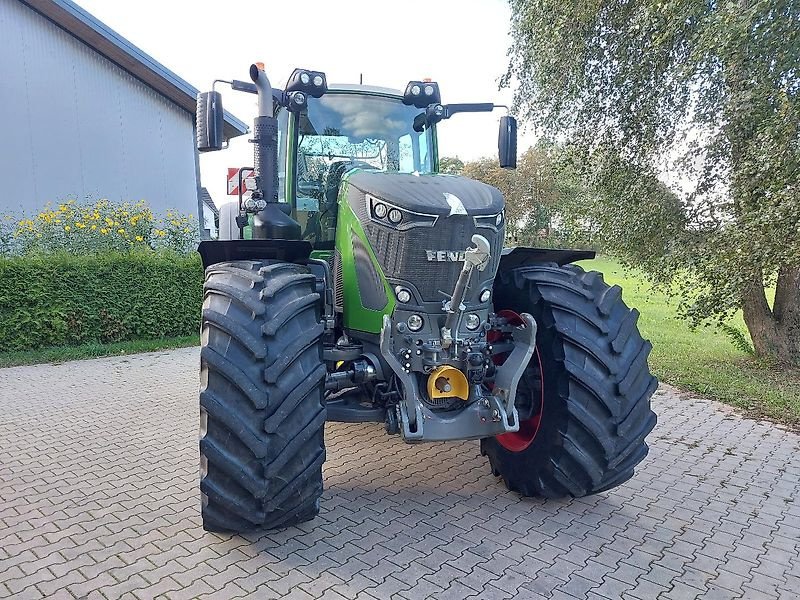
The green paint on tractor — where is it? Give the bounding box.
[334,180,396,333]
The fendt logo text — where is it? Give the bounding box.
[425,250,466,262]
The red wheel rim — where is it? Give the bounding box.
[491,310,544,453]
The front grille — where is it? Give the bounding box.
[364,216,504,302]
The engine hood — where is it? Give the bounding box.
[346,171,504,217]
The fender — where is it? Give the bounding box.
[198,239,312,269]
[498,247,595,272]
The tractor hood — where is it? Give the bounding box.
[346,171,504,217]
[339,170,506,307]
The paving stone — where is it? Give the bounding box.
[0,349,797,600]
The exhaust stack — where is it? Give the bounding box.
[248,63,301,240]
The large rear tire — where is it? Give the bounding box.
[199,260,326,532]
[482,263,657,498]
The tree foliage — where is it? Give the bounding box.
[439,156,465,175]
[505,0,800,364]
[445,145,567,243]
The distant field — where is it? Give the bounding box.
[579,257,800,428]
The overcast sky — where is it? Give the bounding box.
[73,0,533,204]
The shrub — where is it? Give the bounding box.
[3,199,198,256]
[0,252,203,351]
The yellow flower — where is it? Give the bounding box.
[183,228,190,233]
[105,217,114,226]
[100,228,109,235]
[117,228,125,235]
[64,225,71,232]
[91,224,97,230]
[75,222,85,229]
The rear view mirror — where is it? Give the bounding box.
[196,91,225,152]
[498,115,517,169]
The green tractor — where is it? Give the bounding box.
[195,63,657,533]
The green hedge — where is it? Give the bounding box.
[0,252,203,351]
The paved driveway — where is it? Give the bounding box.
[0,347,798,599]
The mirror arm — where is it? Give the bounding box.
[413,103,505,132]
[444,103,495,117]
[213,79,288,108]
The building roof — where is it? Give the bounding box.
[200,187,218,216]
[19,0,249,141]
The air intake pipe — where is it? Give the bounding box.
[248,63,301,240]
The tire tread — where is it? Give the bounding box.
[199,260,325,532]
[482,263,657,498]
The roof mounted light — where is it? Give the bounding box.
[286,68,328,98]
[403,80,440,108]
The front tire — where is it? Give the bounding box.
[482,263,657,498]
[199,260,326,532]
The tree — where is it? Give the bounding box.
[456,146,561,242]
[505,0,800,365]
[439,156,465,175]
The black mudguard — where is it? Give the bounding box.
[198,239,313,269]
[498,247,595,273]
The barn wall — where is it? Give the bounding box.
[0,0,199,218]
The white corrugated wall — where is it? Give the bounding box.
[0,0,198,218]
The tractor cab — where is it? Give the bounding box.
[281,85,436,247]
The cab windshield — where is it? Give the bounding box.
[299,92,434,177]
[291,92,434,245]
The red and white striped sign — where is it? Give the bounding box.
[227,168,255,195]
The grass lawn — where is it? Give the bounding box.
[0,335,199,369]
[579,257,800,428]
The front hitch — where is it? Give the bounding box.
[380,313,538,442]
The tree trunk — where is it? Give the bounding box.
[741,265,800,366]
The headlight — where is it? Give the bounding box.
[496,212,503,226]
[373,203,388,218]
[411,85,421,96]
[407,314,424,331]
[424,84,435,96]
[465,314,481,330]
[479,289,491,303]
[300,72,310,85]
[396,287,412,303]
[388,208,403,224]
[313,74,324,87]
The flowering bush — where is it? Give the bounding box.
[3,199,199,256]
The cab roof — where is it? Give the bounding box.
[327,83,404,98]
